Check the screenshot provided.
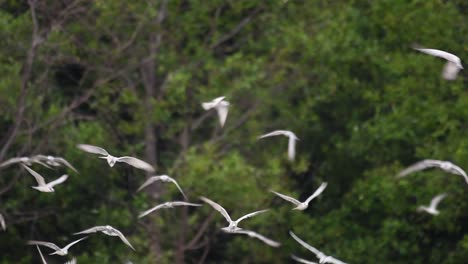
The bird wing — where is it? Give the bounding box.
[36,245,48,264]
[288,135,297,161]
[138,203,169,218]
[47,174,69,188]
[113,229,136,251]
[304,182,328,205]
[63,236,88,251]
[55,158,78,173]
[442,61,461,80]
[137,176,161,192]
[27,241,61,251]
[22,165,46,186]
[199,196,232,223]
[76,144,109,156]
[449,164,468,185]
[271,191,301,206]
[258,130,289,139]
[289,231,323,257]
[117,157,155,172]
[64,258,77,264]
[171,202,203,207]
[0,213,5,231]
[236,209,269,223]
[232,230,281,247]
[325,256,348,264]
[430,193,448,209]
[414,48,458,62]
[167,177,188,200]
[215,101,229,127]
[73,226,104,235]
[396,159,441,178]
[0,157,22,168]
[291,255,318,264]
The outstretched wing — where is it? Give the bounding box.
[55,158,79,173]
[258,130,289,139]
[289,231,324,258]
[113,229,136,251]
[199,196,232,223]
[36,246,48,264]
[137,176,161,192]
[171,202,203,207]
[76,144,109,156]
[27,240,61,251]
[73,226,104,235]
[63,236,88,251]
[291,255,317,264]
[47,175,69,188]
[430,193,448,209]
[396,159,441,178]
[414,48,458,62]
[117,157,155,172]
[0,213,5,231]
[304,182,328,205]
[0,157,23,168]
[167,177,188,200]
[287,135,297,161]
[22,165,46,186]
[232,230,281,247]
[216,102,229,127]
[138,203,169,218]
[271,190,301,206]
[236,209,269,223]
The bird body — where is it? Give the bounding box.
[271,182,327,210]
[397,159,468,185]
[258,130,299,161]
[201,96,230,127]
[22,164,68,192]
[138,201,202,218]
[137,175,187,200]
[200,196,269,232]
[27,236,88,256]
[74,225,135,250]
[414,48,463,80]
[417,193,448,215]
[77,144,155,172]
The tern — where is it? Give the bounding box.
[291,255,318,264]
[201,96,230,127]
[139,201,202,218]
[22,164,69,193]
[414,48,463,80]
[74,225,135,250]
[417,193,448,215]
[27,236,88,256]
[200,196,269,232]
[397,159,468,185]
[137,175,187,200]
[77,144,155,172]
[290,231,347,264]
[258,130,299,161]
[0,213,5,231]
[271,182,328,210]
[0,156,49,169]
[33,155,78,173]
[227,229,281,247]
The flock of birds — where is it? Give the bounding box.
[0,47,465,263]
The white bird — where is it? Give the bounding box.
[0,156,49,169]
[201,96,230,127]
[258,130,299,161]
[22,164,69,193]
[417,193,448,215]
[414,48,463,80]
[36,246,48,264]
[27,236,88,256]
[138,201,202,218]
[199,196,269,232]
[137,175,187,200]
[0,213,5,231]
[290,231,347,264]
[76,144,155,172]
[226,229,281,247]
[33,155,78,173]
[291,255,318,264]
[397,159,468,185]
[74,225,135,251]
[271,182,328,210]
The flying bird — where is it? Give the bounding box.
[201,96,230,127]
[0,156,49,169]
[0,213,5,231]
[138,201,202,218]
[27,236,88,256]
[74,225,135,251]
[414,48,463,80]
[33,155,78,173]
[417,193,448,216]
[397,159,468,185]
[22,164,69,193]
[76,144,155,172]
[290,231,347,264]
[137,175,187,200]
[291,255,318,264]
[199,196,269,232]
[226,229,281,247]
[271,182,328,210]
[258,130,299,161]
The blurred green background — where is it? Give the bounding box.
[0,0,467,263]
